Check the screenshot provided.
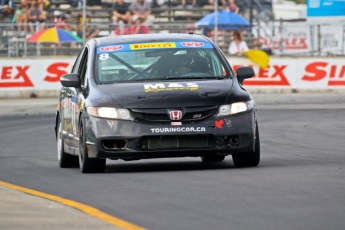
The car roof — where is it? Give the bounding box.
[93,33,211,46]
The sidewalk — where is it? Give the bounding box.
[0,183,120,230]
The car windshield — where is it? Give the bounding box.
[95,41,230,83]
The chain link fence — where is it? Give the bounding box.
[1,21,345,57]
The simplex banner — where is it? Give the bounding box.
[1,57,345,94]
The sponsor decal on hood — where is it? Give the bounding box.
[144,83,199,93]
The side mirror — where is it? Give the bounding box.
[60,73,81,88]
[236,66,255,84]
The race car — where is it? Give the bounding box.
[55,33,259,173]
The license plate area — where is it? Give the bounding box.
[140,135,215,150]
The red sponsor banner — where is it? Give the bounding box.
[0,59,72,90]
[301,61,345,86]
[0,66,33,88]
[233,64,290,86]
[1,57,345,92]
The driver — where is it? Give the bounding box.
[175,59,194,75]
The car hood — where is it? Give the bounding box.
[97,80,233,109]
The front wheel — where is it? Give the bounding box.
[232,121,260,167]
[78,117,106,173]
[56,117,79,168]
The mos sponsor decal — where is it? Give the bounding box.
[130,42,176,50]
[144,83,199,92]
[151,127,206,133]
[100,45,123,52]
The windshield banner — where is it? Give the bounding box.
[97,41,213,54]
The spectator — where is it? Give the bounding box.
[130,0,155,25]
[12,3,29,33]
[0,0,14,18]
[228,31,248,55]
[130,17,149,34]
[76,11,100,41]
[27,2,46,34]
[21,0,32,5]
[55,14,75,48]
[226,0,239,13]
[55,14,72,31]
[29,0,44,10]
[208,0,226,6]
[83,26,100,41]
[112,0,131,26]
[113,21,130,35]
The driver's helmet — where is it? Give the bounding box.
[175,56,195,75]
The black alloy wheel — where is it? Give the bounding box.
[232,121,260,167]
[56,117,79,168]
[78,117,106,173]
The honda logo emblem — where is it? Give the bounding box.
[169,110,182,120]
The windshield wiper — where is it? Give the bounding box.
[133,78,172,81]
[166,76,224,80]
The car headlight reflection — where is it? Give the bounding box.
[87,107,134,121]
[217,100,254,116]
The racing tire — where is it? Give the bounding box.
[232,121,260,167]
[78,117,106,173]
[56,117,79,168]
[201,155,226,163]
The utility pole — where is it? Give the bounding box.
[83,0,86,44]
[249,0,254,26]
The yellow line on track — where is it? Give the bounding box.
[0,180,146,230]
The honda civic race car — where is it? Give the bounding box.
[55,33,259,173]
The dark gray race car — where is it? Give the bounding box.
[55,33,259,173]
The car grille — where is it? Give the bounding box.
[131,109,217,122]
[140,135,215,150]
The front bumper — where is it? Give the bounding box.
[84,110,256,160]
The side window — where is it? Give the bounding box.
[79,48,89,87]
[72,49,85,73]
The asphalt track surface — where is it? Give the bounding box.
[0,96,345,230]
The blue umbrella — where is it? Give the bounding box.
[195,11,250,30]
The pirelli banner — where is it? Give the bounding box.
[0,57,345,96]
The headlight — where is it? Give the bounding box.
[217,100,254,116]
[87,107,134,121]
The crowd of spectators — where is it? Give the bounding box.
[1,0,244,51]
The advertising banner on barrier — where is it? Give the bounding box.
[257,23,316,54]
[0,59,73,90]
[279,24,316,54]
[320,25,344,55]
[1,57,345,95]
